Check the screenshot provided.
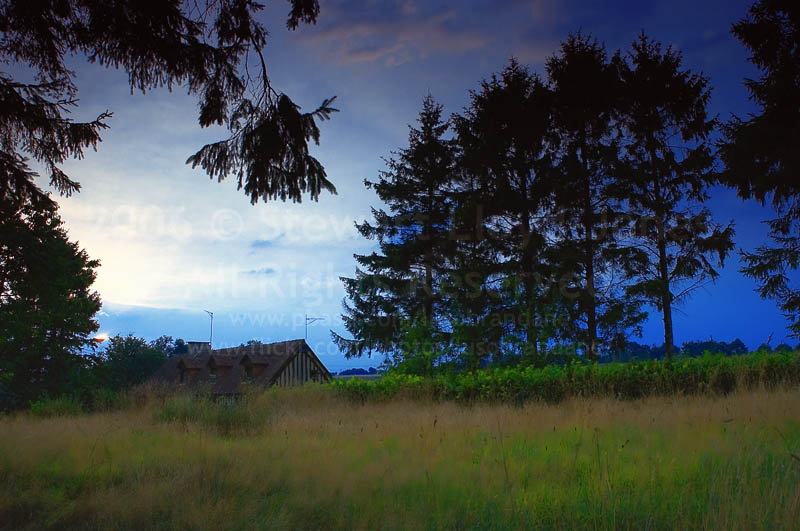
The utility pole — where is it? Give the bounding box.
[305,313,323,340]
[204,310,214,349]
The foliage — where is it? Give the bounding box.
[96,334,168,392]
[28,395,84,418]
[337,33,742,370]
[0,203,101,403]
[334,95,455,361]
[453,59,559,360]
[330,349,800,404]
[719,0,800,337]
[546,35,648,360]
[151,335,188,356]
[618,33,734,358]
[681,338,749,357]
[0,0,336,212]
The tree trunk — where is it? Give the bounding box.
[656,216,674,359]
[583,183,598,362]
[585,231,598,362]
[424,262,433,323]
[424,183,434,324]
[520,211,538,357]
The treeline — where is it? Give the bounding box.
[334,2,800,375]
[1,334,178,411]
[333,33,736,372]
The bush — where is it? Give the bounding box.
[29,395,84,418]
[329,350,800,404]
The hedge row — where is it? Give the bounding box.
[329,350,800,403]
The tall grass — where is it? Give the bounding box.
[1,385,799,529]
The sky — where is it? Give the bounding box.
[34,0,798,371]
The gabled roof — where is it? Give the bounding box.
[149,339,330,392]
[218,340,309,389]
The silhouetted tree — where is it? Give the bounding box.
[99,334,167,391]
[0,0,336,217]
[440,169,509,369]
[719,0,800,337]
[333,96,454,368]
[453,60,560,358]
[680,338,749,357]
[0,202,101,402]
[547,34,646,360]
[618,34,735,358]
[151,336,188,357]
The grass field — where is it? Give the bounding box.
[2,386,800,530]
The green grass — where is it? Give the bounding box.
[2,386,800,529]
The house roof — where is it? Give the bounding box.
[149,339,330,393]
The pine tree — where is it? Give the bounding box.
[618,34,735,358]
[719,0,800,337]
[546,34,647,360]
[453,60,557,359]
[441,171,508,369]
[333,96,454,370]
[0,0,336,216]
[0,201,101,402]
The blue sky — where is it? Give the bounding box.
[40,0,798,371]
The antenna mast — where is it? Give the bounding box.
[305,313,323,340]
[204,310,214,349]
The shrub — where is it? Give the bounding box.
[329,350,800,404]
[29,395,84,418]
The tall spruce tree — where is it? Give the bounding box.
[0,201,101,402]
[618,34,735,358]
[333,95,454,369]
[442,170,510,369]
[719,0,800,337]
[546,35,647,360]
[452,60,557,359]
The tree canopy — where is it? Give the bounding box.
[0,202,101,402]
[618,34,734,358]
[719,0,800,337]
[333,95,455,372]
[0,0,337,218]
[336,32,738,370]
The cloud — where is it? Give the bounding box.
[299,6,487,66]
[250,237,283,249]
[512,40,562,65]
[242,267,277,276]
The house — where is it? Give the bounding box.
[150,339,332,395]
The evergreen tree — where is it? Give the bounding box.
[0,0,336,217]
[0,201,101,402]
[719,0,800,337]
[436,162,510,369]
[618,34,735,358]
[546,34,646,360]
[453,60,559,359]
[333,96,454,370]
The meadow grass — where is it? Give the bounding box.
[1,386,799,530]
